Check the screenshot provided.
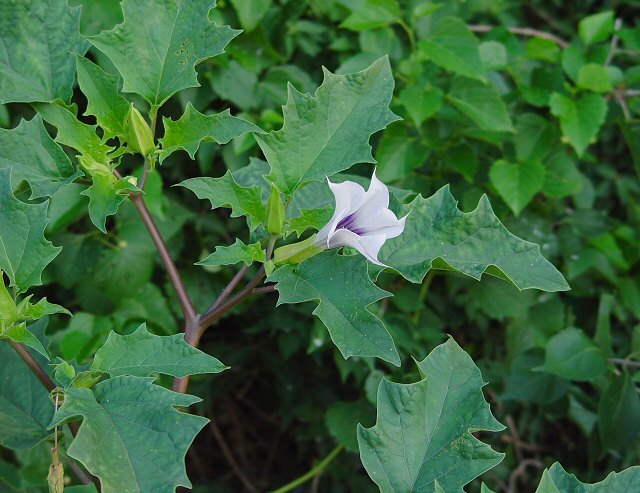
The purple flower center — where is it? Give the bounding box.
[336,213,366,235]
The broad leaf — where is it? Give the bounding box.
[597,372,640,451]
[489,159,545,216]
[537,328,607,381]
[577,64,612,93]
[578,11,615,46]
[398,85,444,127]
[543,150,583,198]
[0,320,54,449]
[159,103,261,162]
[514,113,554,163]
[76,56,131,140]
[89,0,240,106]
[0,0,89,103]
[50,376,208,493]
[358,338,504,492]
[1,324,49,360]
[284,206,333,238]
[341,0,401,31]
[379,186,569,291]
[269,251,400,366]
[419,18,485,81]
[0,169,60,293]
[535,462,640,492]
[447,77,514,132]
[92,324,227,378]
[179,171,266,230]
[198,239,265,267]
[549,92,607,157]
[256,57,399,195]
[81,174,139,234]
[0,116,80,199]
[229,0,271,32]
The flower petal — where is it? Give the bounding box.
[327,229,388,266]
[317,179,366,246]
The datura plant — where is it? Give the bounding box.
[0,1,638,492]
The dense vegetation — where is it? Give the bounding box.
[0,0,639,492]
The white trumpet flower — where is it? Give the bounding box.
[315,170,407,266]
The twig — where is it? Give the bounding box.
[605,18,623,67]
[468,24,568,48]
[209,417,259,493]
[253,285,276,295]
[204,265,250,321]
[508,459,543,493]
[269,445,344,493]
[609,358,640,368]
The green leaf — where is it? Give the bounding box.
[17,296,70,321]
[543,150,583,198]
[89,0,240,106]
[81,174,139,234]
[1,323,49,360]
[256,57,399,195]
[198,238,265,267]
[537,328,607,381]
[379,186,569,291]
[375,123,430,182]
[502,349,569,405]
[0,0,89,103]
[489,159,545,216]
[341,0,401,31]
[447,77,514,132]
[0,169,60,293]
[419,18,485,81]
[92,324,227,378]
[76,56,131,140]
[398,85,443,127]
[357,338,504,492]
[446,144,478,182]
[514,113,555,163]
[284,206,333,238]
[50,376,208,493]
[0,320,54,449]
[578,11,615,46]
[229,0,271,32]
[526,37,560,63]
[0,116,81,199]
[577,63,612,93]
[598,372,640,451]
[159,103,261,162]
[549,92,608,157]
[269,251,400,366]
[178,170,267,230]
[326,401,373,453]
[479,41,508,70]
[535,462,640,492]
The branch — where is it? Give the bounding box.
[468,24,569,48]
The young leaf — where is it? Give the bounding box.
[489,159,545,216]
[81,174,139,234]
[256,57,399,195]
[76,56,131,140]
[0,116,81,199]
[447,77,514,132]
[159,103,261,162]
[269,251,400,366]
[535,462,640,492]
[92,324,227,378]
[198,239,265,267]
[0,0,89,103]
[50,376,208,493]
[178,171,267,230]
[549,92,607,157]
[0,169,60,293]
[419,17,486,81]
[1,323,50,360]
[537,328,608,381]
[358,338,504,492]
[89,0,240,106]
[379,186,569,291]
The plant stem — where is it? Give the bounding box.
[397,20,416,53]
[609,358,640,368]
[269,445,344,493]
[468,24,568,48]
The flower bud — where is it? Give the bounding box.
[267,187,286,235]
[126,104,155,156]
[0,272,17,328]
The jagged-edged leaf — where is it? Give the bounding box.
[179,171,266,230]
[17,296,70,321]
[447,77,514,132]
[92,324,226,378]
[81,174,139,234]
[0,169,60,293]
[535,462,640,492]
[0,320,54,449]
[159,103,261,162]
[89,0,240,106]
[0,0,89,103]
[549,92,607,157]
[269,251,399,365]
[50,376,208,493]
[256,57,399,195]
[418,17,485,81]
[358,338,505,492]
[0,116,81,199]
[198,239,265,267]
[284,206,333,238]
[76,56,131,140]
[1,324,49,360]
[379,186,569,291]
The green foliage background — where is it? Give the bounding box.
[1,0,639,492]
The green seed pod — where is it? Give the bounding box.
[267,186,286,235]
[127,104,155,156]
